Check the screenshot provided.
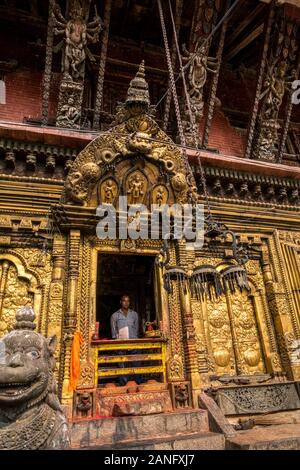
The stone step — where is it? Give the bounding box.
[80,431,225,450]
[226,424,300,450]
[70,409,209,448]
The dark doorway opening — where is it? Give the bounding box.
[96,254,157,339]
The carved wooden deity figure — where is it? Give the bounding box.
[260,60,289,121]
[182,38,218,125]
[254,59,296,160]
[53,1,102,80]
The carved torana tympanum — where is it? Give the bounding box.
[63,61,196,206]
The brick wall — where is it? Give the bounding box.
[0,70,42,123]
[0,70,60,124]
[204,110,246,157]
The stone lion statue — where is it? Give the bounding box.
[0,307,70,450]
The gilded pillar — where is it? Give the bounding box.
[259,248,284,375]
[60,229,81,407]
[265,234,300,379]
[47,235,67,378]
[166,243,186,383]
[0,261,9,315]
[176,240,202,405]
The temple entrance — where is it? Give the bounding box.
[96,253,158,340]
[93,253,168,394]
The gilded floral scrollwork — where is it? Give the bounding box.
[205,295,235,374]
[230,291,265,374]
[0,249,52,338]
[0,262,33,336]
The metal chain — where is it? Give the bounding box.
[162,0,183,132]
[157,0,186,148]
[167,0,212,217]
[157,0,195,203]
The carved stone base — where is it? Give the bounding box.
[210,381,300,415]
[56,75,83,129]
[96,389,173,417]
[70,409,210,448]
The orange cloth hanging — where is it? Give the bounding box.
[69,331,83,392]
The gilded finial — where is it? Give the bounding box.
[125,60,150,109]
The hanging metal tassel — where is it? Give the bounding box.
[163,267,188,295]
[221,265,250,295]
[191,265,224,301]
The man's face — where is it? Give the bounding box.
[121,296,130,310]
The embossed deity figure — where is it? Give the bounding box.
[0,307,70,450]
[53,1,102,80]
[155,186,165,206]
[127,174,144,205]
[103,179,115,204]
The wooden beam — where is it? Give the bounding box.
[41,0,55,126]
[224,3,265,51]
[29,0,39,16]
[224,23,264,62]
[277,45,300,162]
[245,3,275,159]
[93,0,113,130]
[202,13,228,148]
[120,0,132,35]
[0,6,46,28]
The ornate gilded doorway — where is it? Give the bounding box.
[96,253,158,339]
[200,289,266,377]
[191,259,277,382]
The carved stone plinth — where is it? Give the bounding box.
[210,382,300,415]
[112,400,164,416]
[56,76,83,129]
[96,389,173,417]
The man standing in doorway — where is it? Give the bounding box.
[110,295,139,340]
[110,295,140,386]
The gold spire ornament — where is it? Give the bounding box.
[125,60,150,108]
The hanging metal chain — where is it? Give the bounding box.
[157,0,195,202]
[167,0,212,218]
[162,0,183,132]
[157,0,186,148]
